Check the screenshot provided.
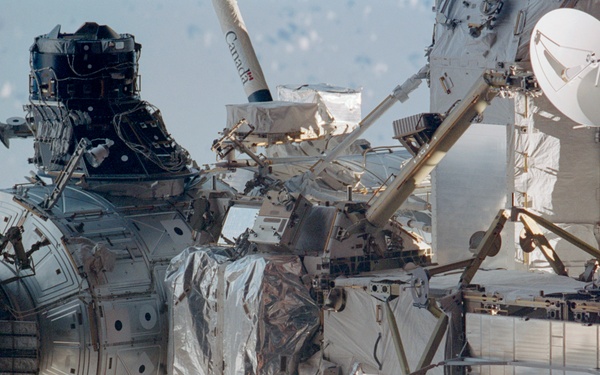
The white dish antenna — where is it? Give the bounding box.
[530,8,600,127]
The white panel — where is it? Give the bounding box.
[101,345,161,375]
[45,346,84,375]
[100,296,162,346]
[31,249,68,291]
[466,314,600,374]
[550,321,565,372]
[99,258,151,295]
[514,319,550,365]
[129,213,191,259]
[324,288,444,375]
[23,216,81,306]
[103,307,133,344]
[116,346,160,375]
[219,205,259,245]
[432,124,508,267]
[60,186,113,214]
[0,201,23,230]
[41,300,95,375]
[489,316,515,375]
[563,323,597,369]
[466,314,516,375]
[160,219,193,246]
[466,314,487,375]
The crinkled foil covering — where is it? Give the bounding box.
[165,247,319,374]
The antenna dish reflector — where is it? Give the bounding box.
[530,9,600,127]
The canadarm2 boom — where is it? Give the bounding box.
[349,70,524,234]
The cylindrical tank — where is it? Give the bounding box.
[0,185,196,374]
[30,23,139,101]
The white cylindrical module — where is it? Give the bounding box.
[212,0,273,102]
[0,186,196,375]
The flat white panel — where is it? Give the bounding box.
[219,205,259,245]
[466,313,483,357]
[467,314,516,375]
[515,319,550,364]
[433,124,508,266]
[116,346,160,375]
[563,323,597,369]
[550,321,565,371]
[41,300,95,375]
[101,259,151,295]
[160,219,193,246]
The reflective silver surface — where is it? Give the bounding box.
[0,185,195,374]
[165,247,319,374]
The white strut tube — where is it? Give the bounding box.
[310,65,429,176]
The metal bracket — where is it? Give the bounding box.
[212,119,269,174]
[415,300,449,373]
[384,299,411,375]
[458,209,509,289]
[41,138,90,210]
[513,207,600,260]
[0,226,50,270]
[519,213,568,276]
[0,117,33,148]
[410,267,430,308]
[369,281,402,301]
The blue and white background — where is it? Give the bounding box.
[0,0,434,185]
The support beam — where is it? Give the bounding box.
[310,65,429,176]
[364,72,502,230]
[519,214,568,276]
[415,301,449,372]
[514,207,600,259]
[41,138,89,210]
[458,209,509,288]
[385,299,411,375]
